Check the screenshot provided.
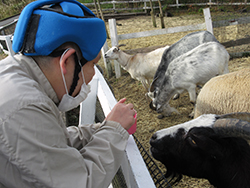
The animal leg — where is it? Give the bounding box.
[187,86,196,118]
[187,85,197,104]
[172,89,184,100]
[172,93,180,100]
[141,80,149,92]
[189,104,195,118]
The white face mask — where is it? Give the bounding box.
[58,49,91,112]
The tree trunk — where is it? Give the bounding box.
[158,0,165,28]
[97,0,110,39]
[93,0,100,18]
[149,0,156,27]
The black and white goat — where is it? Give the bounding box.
[150,30,219,98]
[150,112,250,188]
[148,41,229,118]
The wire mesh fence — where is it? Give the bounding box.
[212,9,250,56]
[133,135,173,188]
[112,167,128,188]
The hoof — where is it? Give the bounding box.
[157,114,165,119]
[189,111,194,119]
[172,93,180,100]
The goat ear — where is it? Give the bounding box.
[149,76,159,92]
[149,101,156,110]
[189,133,224,160]
[113,48,118,52]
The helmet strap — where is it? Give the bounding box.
[21,14,40,54]
[68,53,82,96]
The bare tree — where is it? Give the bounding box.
[158,0,165,28]
[93,0,100,18]
[149,0,156,27]
[96,0,110,39]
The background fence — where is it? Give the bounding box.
[102,7,250,77]
[84,0,249,14]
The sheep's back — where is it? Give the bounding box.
[194,68,250,118]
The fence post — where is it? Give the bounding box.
[112,0,116,12]
[108,18,121,78]
[144,1,147,13]
[5,35,15,56]
[203,8,213,34]
[101,41,113,78]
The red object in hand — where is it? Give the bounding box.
[127,112,137,134]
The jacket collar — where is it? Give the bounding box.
[14,54,59,104]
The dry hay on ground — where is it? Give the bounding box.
[103,57,250,188]
[106,14,205,50]
[99,14,250,187]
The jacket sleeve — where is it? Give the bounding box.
[0,102,129,188]
[67,120,128,149]
[67,121,130,187]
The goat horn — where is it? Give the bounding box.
[213,112,250,140]
[117,44,126,48]
[149,76,159,92]
[219,112,250,123]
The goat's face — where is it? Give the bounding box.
[150,115,218,177]
[148,84,164,112]
[149,75,179,117]
[104,46,120,60]
[150,115,250,188]
[150,126,223,179]
[149,101,178,117]
[148,88,178,117]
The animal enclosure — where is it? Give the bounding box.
[99,12,250,187]
[0,3,250,188]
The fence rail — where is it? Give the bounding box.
[85,0,249,13]
[80,66,157,188]
[103,8,213,78]
[102,7,250,77]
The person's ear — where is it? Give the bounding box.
[59,48,76,75]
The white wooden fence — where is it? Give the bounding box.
[0,33,157,188]
[0,35,14,56]
[85,0,250,13]
[80,66,156,188]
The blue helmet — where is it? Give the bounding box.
[12,0,107,62]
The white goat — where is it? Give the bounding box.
[149,41,230,118]
[194,68,250,118]
[104,44,169,90]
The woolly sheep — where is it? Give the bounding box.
[194,68,250,118]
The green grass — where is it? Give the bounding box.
[1,0,249,20]
[0,0,33,20]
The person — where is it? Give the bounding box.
[0,0,136,187]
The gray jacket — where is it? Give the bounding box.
[0,55,129,188]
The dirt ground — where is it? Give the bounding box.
[98,14,250,187]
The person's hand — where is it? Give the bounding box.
[105,98,136,130]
